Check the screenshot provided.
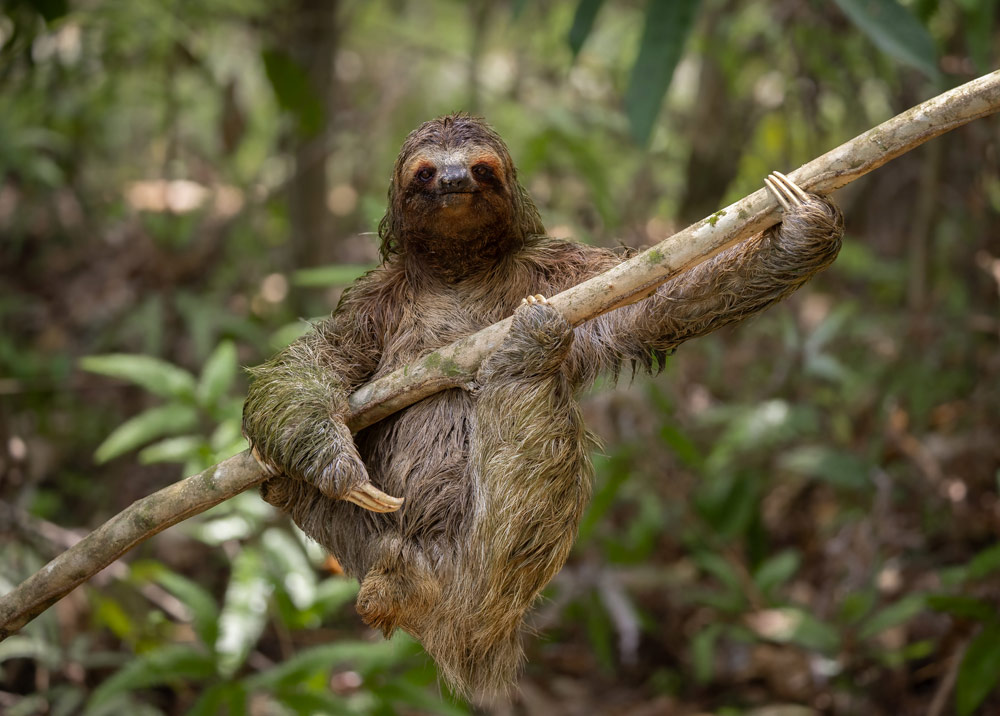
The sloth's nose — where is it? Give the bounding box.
[439,165,473,192]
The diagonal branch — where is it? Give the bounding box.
[2,69,999,639]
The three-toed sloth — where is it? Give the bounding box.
[242,114,844,697]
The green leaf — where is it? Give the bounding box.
[840,590,877,624]
[378,680,472,715]
[315,577,361,619]
[93,404,199,463]
[624,0,700,145]
[804,302,857,355]
[87,644,216,709]
[778,446,871,490]
[261,48,325,137]
[927,595,997,623]
[80,354,196,400]
[525,125,619,226]
[956,622,1000,716]
[196,340,237,408]
[140,563,220,647]
[691,623,722,683]
[138,435,203,465]
[858,593,927,640]
[961,1,997,74]
[694,470,757,539]
[585,592,615,671]
[832,0,939,78]
[577,455,628,543]
[754,550,801,597]
[658,424,702,469]
[694,552,743,597]
[749,608,841,652]
[0,635,62,668]
[788,611,841,653]
[92,596,136,642]
[292,264,372,287]
[269,321,313,351]
[188,682,247,716]
[967,542,1000,581]
[261,527,317,611]
[217,547,272,677]
[208,421,247,466]
[568,0,606,57]
[245,639,410,689]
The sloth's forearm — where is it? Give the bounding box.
[241,321,374,476]
[616,196,844,361]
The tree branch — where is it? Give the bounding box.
[3,70,999,639]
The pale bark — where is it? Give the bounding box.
[2,69,998,639]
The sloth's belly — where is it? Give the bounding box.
[354,387,477,543]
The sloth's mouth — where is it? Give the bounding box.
[437,189,478,195]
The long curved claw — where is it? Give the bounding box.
[772,171,811,203]
[344,482,404,513]
[765,171,808,211]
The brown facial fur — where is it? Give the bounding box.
[242,114,845,699]
[378,114,545,281]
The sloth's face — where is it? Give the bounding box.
[398,142,513,242]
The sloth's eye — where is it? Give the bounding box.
[416,167,436,182]
[472,164,492,179]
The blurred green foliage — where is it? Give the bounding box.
[1,0,999,714]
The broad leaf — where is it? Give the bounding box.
[748,607,841,653]
[139,563,221,647]
[87,644,216,708]
[695,552,743,596]
[754,550,801,596]
[0,635,61,668]
[624,0,700,146]
[778,445,871,490]
[691,623,722,683]
[188,682,248,716]
[246,639,411,689]
[927,595,996,623]
[956,621,1000,716]
[261,527,317,611]
[216,547,272,677]
[197,340,237,408]
[833,0,939,78]
[138,435,202,465]
[261,49,325,137]
[789,610,841,653]
[967,542,1000,581]
[81,354,196,400]
[568,0,606,57]
[858,593,927,640]
[94,404,199,463]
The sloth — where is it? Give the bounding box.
[242,114,844,697]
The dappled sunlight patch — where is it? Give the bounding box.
[125,179,244,217]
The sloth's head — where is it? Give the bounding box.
[378,114,544,276]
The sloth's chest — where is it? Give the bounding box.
[376,289,518,375]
